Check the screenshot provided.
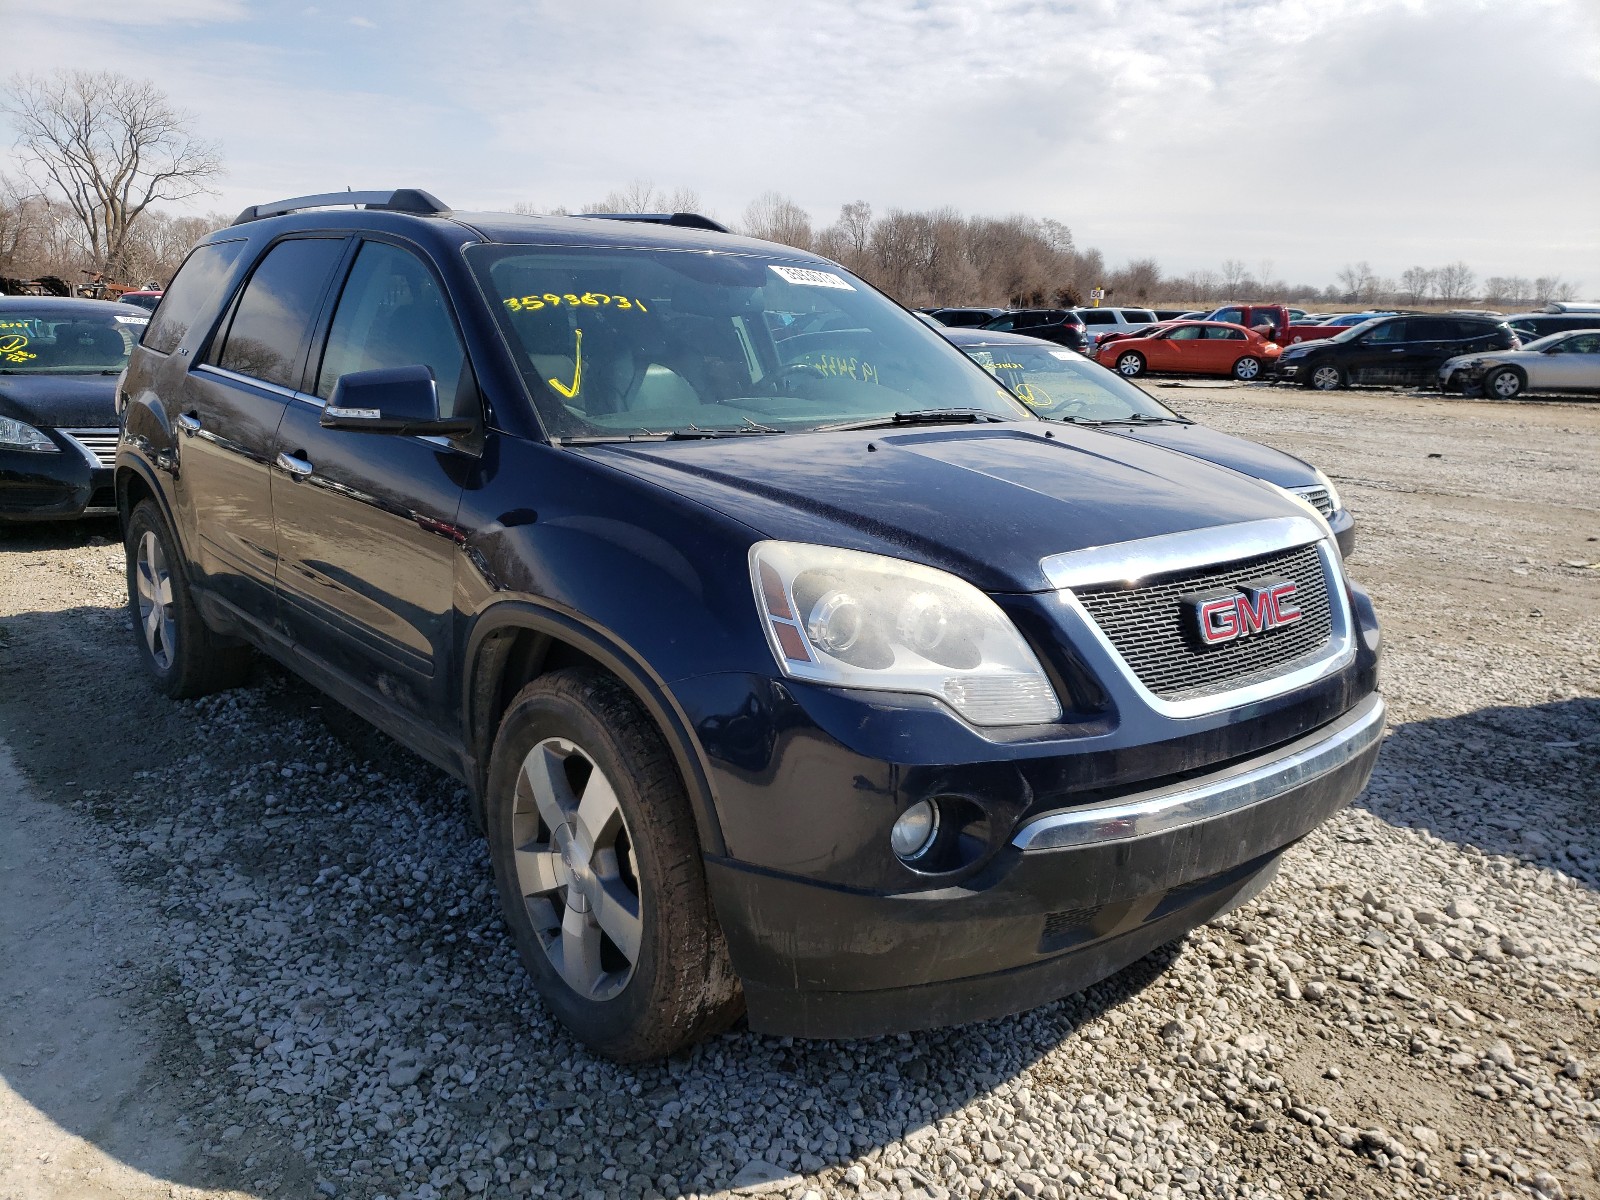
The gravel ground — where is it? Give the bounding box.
[0,385,1597,1200]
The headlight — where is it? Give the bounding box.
[1313,468,1342,513]
[0,416,58,452]
[750,541,1062,726]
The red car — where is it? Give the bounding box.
[1096,320,1280,381]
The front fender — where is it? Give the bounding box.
[460,598,731,858]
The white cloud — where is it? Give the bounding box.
[2,0,1596,287]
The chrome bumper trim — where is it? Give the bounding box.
[1011,694,1386,852]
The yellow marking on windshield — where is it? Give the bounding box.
[504,292,649,313]
[0,333,36,363]
[547,327,583,399]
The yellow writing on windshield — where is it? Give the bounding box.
[798,353,880,384]
[0,333,36,363]
[504,292,650,314]
[547,328,583,399]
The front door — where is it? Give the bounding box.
[270,238,476,730]
[1540,332,1600,389]
[1144,324,1202,371]
[177,236,348,628]
[1346,319,1411,385]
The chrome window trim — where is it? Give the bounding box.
[1040,516,1325,591]
[1012,694,1386,852]
[195,363,319,406]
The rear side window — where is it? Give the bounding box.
[316,241,471,417]
[141,240,246,355]
[1410,318,1456,339]
[211,238,346,389]
[1125,310,1158,323]
[1205,326,1246,340]
[1079,310,1115,325]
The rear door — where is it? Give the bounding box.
[269,237,477,735]
[1406,317,1467,383]
[178,236,348,628]
[1201,325,1249,373]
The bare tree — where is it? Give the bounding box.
[4,70,223,280]
[1220,258,1248,295]
[1112,258,1162,302]
[1433,261,1476,303]
[1399,266,1435,304]
[741,191,813,250]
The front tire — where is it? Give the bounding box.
[486,667,741,1061]
[1307,363,1345,391]
[124,499,251,698]
[1232,356,1262,381]
[1116,351,1146,378]
[1485,367,1524,399]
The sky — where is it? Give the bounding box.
[5,0,1599,290]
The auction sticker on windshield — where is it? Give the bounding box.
[769,265,855,291]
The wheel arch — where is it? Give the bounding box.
[462,601,728,858]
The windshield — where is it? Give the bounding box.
[0,307,145,373]
[960,342,1179,421]
[466,245,1029,437]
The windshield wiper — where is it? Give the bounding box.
[664,426,785,440]
[1086,413,1193,426]
[816,409,1008,433]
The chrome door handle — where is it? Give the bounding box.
[177,412,201,434]
[275,451,314,478]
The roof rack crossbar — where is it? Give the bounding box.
[231,189,450,226]
[571,212,730,234]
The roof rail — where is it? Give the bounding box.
[571,212,731,234]
[231,189,450,226]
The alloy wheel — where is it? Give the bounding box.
[512,737,643,1001]
[1117,354,1143,377]
[134,531,177,671]
[1234,357,1261,380]
[1489,370,1522,399]
[1311,365,1342,390]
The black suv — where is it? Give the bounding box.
[117,189,1383,1060]
[978,308,1089,352]
[1276,314,1517,390]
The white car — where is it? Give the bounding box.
[1073,306,1160,351]
[1439,329,1600,398]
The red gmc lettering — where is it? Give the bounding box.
[1195,581,1301,646]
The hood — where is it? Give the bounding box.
[1442,350,1517,368]
[581,423,1306,594]
[1281,337,1336,355]
[0,374,119,428]
[1106,423,1317,490]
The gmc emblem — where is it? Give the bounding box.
[1183,577,1302,646]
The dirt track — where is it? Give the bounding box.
[1,384,1597,1200]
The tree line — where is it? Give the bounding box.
[0,70,1583,311]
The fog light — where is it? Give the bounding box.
[891,800,940,862]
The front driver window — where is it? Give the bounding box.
[1363,321,1408,344]
[317,242,471,416]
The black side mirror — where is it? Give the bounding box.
[321,365,477,437]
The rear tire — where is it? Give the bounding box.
[1307,363,1345,391]
[1232,356,1262,381]
[485,667,742,1061]
[1485,367,1524,399]
[124,499,251,698]
[1115,351,1146,378]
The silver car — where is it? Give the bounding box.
[1439,329,1600,398]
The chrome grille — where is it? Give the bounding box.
[1072,543,1334,700]
[1290,485,1334,518]
[61,428,120,468]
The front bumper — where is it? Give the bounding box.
[1275,359,1305,381]
[711,692,1385,1038]
[1328,506,1356,559]
[0,429,116,521]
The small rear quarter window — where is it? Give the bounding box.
[142,240,247,355]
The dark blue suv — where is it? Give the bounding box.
[116,190,1384,1060]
